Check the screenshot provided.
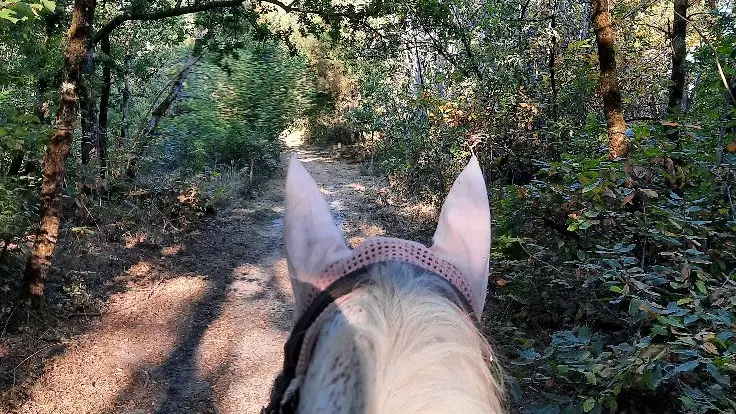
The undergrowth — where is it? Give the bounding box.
[481,127,736,413]
[0,164,253,328]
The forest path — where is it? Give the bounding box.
[15,134,394,414]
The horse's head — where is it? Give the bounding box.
[272,154,502,414]
[284,154,491,318]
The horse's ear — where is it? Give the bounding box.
[430,155,491,315]
[285,155,351,314]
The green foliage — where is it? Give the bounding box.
[299,36,359,146]
[490,126,736,413]
[328,2,736,411]
[0,106,43,270]
[155,41,313,175]
[0,105,50,159]
[0,1,55,24]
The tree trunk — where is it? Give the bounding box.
[436,52,447,97]
[413,34,425,88]
[580,0,590,40]
[119,26,132,149]
[24,0,97,309]
[98,34,111,176]
[668,0,687,114]
[125,55,198,178]
[716,75,736,166]
[666,0,688,146]
[549,10,558,120]
[79,48,98,166]
[591,0,628,159]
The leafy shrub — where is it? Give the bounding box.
[153,40,313,175]
[493,126,736,413]
[0,107,44,282]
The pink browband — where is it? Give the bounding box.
[291,237,477,381]
[301,236,477,316]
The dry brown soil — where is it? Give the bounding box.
[1,137,437,414]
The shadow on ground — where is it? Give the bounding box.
[2,145,439,414]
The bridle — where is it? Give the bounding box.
[261,237,479,414]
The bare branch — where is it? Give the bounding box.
[94,0,248,44]
[94,0,380,45]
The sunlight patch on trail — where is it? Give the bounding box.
[196,257,292,414]
[14,139,401,414]
[18,276,209,414]
[280,127,305,148]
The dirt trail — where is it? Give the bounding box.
[11,137,408,414]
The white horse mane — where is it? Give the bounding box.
[298,263,505,414]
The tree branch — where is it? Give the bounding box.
[501,15,553,23]
[426,32,471,78]
[94,0,379,44]
[94,0,248,43]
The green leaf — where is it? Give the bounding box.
[603,259,620,269]
[656,315,685,328]
[628,298,642,316]
[519,348,540,360]
[695,280,707,295]
[643,366,663,390]
[684,248,704,255]
[578,326,591,342]
[0,8,20,22]
[577,250,586,260]
[717,331,733,341]
[579,220,594,230]
[610,285,624,294]
[583,398,595,413]
[673,360,699,374]
[683,314,698,324]
[582,182,599,193]
[41,0,56,11]
[707,363,730,386]
[11,1,34,18]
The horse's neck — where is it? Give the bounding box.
[297,292,370,414]
[296,268,504,414]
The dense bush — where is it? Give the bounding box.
[493,127,736,413]
[151,41,314,176]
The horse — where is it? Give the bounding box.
[263,154,505,414]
